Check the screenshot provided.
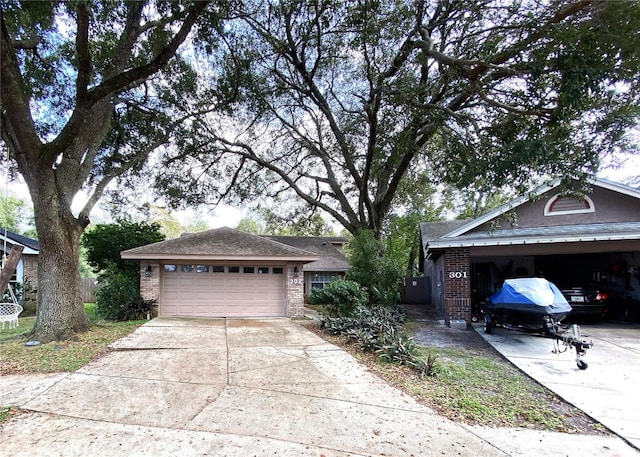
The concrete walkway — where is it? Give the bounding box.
[475,321,640,451]
[0,318,637,456]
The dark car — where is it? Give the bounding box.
[560,287,608,322]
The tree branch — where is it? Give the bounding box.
[75,2,91,103]
[45,1,210,157]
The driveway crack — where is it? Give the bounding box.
[224,318,230,386]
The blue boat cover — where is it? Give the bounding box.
[490,277,569,307]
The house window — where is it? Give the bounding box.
[212,266,225,273]
[272,267,284,274]
[310,272,343,290]
[243,266,255,274]
[181,265,195,273]
[164,265,177,272]
[258,267,269,274]
[229,266,240,273]
[544,194,595,216]
[196,265,209,273]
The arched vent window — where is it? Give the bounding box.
[544,194,595,216]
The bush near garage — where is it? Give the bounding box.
[95,266,156,321]
[344,230,404,305]
[320,305,437,376]
[309,279,368,317]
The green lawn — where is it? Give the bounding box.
[319,326,606,434]
[0,304,145,375]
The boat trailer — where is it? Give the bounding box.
[544,317,594,370]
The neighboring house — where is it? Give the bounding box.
[0,227,39,303]
[420,178,640,325]
[263,235,349,299]
[121,227,318,318]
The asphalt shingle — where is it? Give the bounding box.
[122,227,318,260]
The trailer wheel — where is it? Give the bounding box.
[484,316,493,334]
[577,360,588,370]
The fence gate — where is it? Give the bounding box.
[81,278,101,303]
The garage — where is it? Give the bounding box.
[420,178,640,324]
[160,264,286,317]
[121,227,317,318]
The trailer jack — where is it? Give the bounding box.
[549,322,593,370]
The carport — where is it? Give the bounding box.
[420,178,640,324]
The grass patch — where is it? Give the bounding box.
[410,346,566,429]
[0,407,13,423]
[0,316,36,342]
[315,328,605,434]
[0,305,145,375]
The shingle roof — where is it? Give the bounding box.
[427,221,640,249]
[263,236,350,272]
[0,227,39,251]
[121,227,318,261]
[419,220,469,242]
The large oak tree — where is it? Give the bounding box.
[0,0,224,341]
[158,0,639,237]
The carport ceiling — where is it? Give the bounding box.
[470,239,639,257]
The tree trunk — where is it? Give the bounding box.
[29,178,91,342]
[0,245,24,295]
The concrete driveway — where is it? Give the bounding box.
[475,321,640,451]
[0,318,638,456]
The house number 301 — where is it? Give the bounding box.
[448,271,468,279]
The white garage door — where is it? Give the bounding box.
[160,264,286,317]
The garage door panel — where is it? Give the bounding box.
[160,265,285,318]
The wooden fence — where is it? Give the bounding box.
[81,278,101,303]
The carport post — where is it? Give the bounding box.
[443,247,472,326]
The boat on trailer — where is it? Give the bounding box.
[482,277,593,370]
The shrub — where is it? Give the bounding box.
[321,305,437,376]
[95,268,151,321]
[309,279,368,317]
[119,297,157,321]
[345,230,403,305]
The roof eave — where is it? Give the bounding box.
[427,233,640,249]
[443,180,560,238]
[441,178,640,240]
[0,238,39,254]
[120,253,319,263]
[303,266,349,272]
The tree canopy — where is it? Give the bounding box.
[157,0,640,237]
[0,190,35,237]
[81,220,165,275]
[0,0,224,341]
[2,0,639,341]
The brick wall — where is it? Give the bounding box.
[443,247,472,325]
[139,262,160,317]
[22,254,38,287]
[286,263,305,318]
[22,254,38,307]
